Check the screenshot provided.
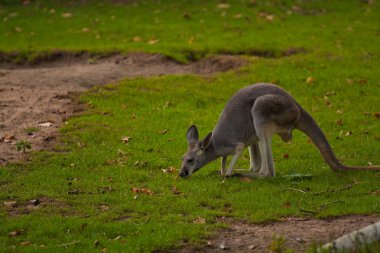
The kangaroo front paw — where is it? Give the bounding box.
[250,165,260,173]
[257,167,273,177]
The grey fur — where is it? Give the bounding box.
[179,83,380,178]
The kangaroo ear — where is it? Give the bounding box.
[186,125,199,146]
[199,132,212,150]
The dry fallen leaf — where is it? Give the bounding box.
[374,112,380,118]
[233,13,242,19]
[193,217,206,224]
[217,3,230,9]
[148,39,159,45]
[282,202,291,208]
[20,241,32,246]
[346,79,353,85]
[133,36,141,42]
[265,14,275,21]
[345,131,353,136]
[282,153,289,159]
[161,167,177,174]
[61,13,72,18]
[159,129,168,135]
[3,200,17,208]
[306,76,315,84]
[121,136,131,144]
[240,177,253,182]
[113,235,122,240]
[2,133,15,143]
[336,119,344,126]
[9,230,24,237]
[371,189,380,195]
[132,187,154,195]
[172,185,180,195]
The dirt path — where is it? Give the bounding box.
[0,53,246,164]
[173,215,380,252]
[1,52,378,252]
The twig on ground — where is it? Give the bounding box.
[318,200,344,211]
[283,188,307,194]
[299,208,319,214]
[58,240,80,247]
[312,183,353,196]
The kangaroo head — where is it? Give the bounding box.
[179,125,213,177]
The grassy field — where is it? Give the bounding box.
[1,0,380,252]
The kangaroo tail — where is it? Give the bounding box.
[295,108,380,171]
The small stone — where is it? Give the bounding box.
[29,199,40,206]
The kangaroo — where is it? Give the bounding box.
[179,83,380,178]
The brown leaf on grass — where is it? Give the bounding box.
[233,13,243,19]
[133,36,141,42]
[240,177,253,182]
[148,39,159,45]
[61,13,73,18]
[346,79,353,85]
[96,204,110,212]
[3,200,17,208]
[336,119,344,126]
[121,136,131,144]
[217,3,230,9]
[282,202,291,208]
[374,112,380,118]
[131,187,154,195]
[159,129,168,135]
[9,229,24,237]
[371,189,380,195]
[265,14,275,21]
[306,76,315,84]
[20,241,32,246]
[193,217,206,224]
[172,185,180,195]
[282,153,289,159]
[161,167,177,174]
[345,131,353,136]
[258,12,275,21]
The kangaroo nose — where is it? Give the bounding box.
[179,170,189,178]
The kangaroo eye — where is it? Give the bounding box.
[187,158,194,163]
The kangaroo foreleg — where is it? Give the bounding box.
[256,136,275,177]
[249,143,261,173]
[225,143,245,177]
[220,156,227,176]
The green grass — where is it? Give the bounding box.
[1,0,380,252]
[1,0,379,61]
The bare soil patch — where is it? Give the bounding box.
[3,195,72,217]
[0,52,247,164]
[173,215,380,253]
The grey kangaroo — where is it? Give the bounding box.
[179,83,380,178]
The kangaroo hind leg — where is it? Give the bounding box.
[251,94,300,177]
